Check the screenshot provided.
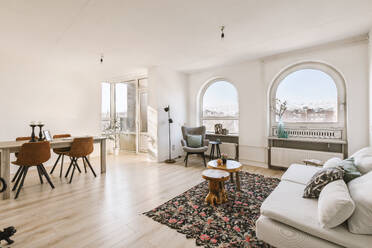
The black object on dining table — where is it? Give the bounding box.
[38,124,44,141]
[30,124,37,142]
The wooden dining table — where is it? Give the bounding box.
[0,136,107,200]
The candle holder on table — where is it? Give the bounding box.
[30,123,37,142]
[37,123,44,141]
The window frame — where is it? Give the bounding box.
[199,79,239,134]
[269,62,346,130]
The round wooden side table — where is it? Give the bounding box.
[207,159,243,191]
[202,169,230,206]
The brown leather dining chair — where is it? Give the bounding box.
[12,141,54,199]
[12,136,43,184]
[50,134,82,177]
[65,137,96,183]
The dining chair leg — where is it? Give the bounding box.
[82,158,87,173]
[15,167,28,199]
[74,158,82,173]
[39,164,55,189]
[69,164,76,183]
[58,154,65,178]
[37,166,44,184]
[65,159,74,178]
[11,166,22,182]
[84,157,97,177]
[50,154,62,174]
[12,167,25,191]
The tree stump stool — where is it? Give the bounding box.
[202,169,230,206]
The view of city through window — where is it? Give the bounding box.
[202,81,239,133]
[276,69,338,123]
[101,82,136,132]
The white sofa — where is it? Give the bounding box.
[256,164,372,248]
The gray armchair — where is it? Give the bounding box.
[181,126,209,167]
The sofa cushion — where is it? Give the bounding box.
[347,171,372,234]
[350,147,372,174]
[318,180,355,228]
[340,158,361,183]
[281,164,321,185]
[256,216,341,248]
[323,157,362,183]
[323,157,343,168]
[183,146,208,153]
[303,167,344,198]
[261,180,372,248]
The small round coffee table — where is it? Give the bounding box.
[207,159,243,191]
[202,169,230,206]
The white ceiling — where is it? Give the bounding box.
[1,0,372,75]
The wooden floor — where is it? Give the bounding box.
[0,153,283,248]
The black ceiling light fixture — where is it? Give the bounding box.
[220,26,225,39]
[100,53,104,64]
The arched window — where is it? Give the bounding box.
[269,62,346,138]
[200,80,239,134]
[276,69,338,123]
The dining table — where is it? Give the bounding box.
[0,136,107,200]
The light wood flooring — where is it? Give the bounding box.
[0,153,284,248]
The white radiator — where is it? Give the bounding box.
[270,147,343,168]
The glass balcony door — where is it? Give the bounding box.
[101,78,148,153]
[115,81,137,151]
[138,78,148,153]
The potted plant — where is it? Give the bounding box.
[221,153,228,165]
[102,116,121,155]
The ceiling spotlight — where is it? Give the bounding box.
[220,26,225,39]
[100,54,104,64]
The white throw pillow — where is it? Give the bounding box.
[347,171,372,234]
[350,147,372,174]
[318,180,355,228]
[323,157,342,168]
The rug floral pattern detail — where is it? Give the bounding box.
[144,171,280,248]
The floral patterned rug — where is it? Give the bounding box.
[144,171,280,248]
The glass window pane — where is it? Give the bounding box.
[140,92,148,132]
[203,81,239,118]
[101,82,111,119]
[115,83,136,132]
[202,119,239,134]
[276,69,337,122]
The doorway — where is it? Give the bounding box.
[101,77,148,153]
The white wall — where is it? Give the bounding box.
[148,66,188,162]
[369,30,372,145]
[0,58,102,168]
[188,37,370,167]
[0,63,101,140]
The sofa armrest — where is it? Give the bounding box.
[181,139,187,147]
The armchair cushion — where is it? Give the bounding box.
[183,146,208,153]
[187,135,202,148]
